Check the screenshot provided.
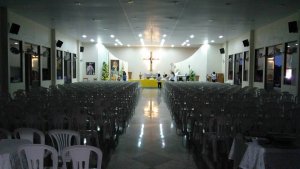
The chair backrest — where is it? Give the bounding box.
[48,129,80,157]
[14,128,45,144]
[17,144,58,169]
[62,145,102,169]
[0,128,11,139]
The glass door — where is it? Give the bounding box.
[24,43,40,90]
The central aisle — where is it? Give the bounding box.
[107,89,197,169]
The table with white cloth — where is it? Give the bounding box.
[0,139,31,169]
[229,137,300,169]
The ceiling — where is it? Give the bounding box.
[1,0,299,47]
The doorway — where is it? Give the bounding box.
[265,45,283,90]
[64,52,72,84]
[234,53,243,85]
[24,43,40,90]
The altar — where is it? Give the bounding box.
[129,79,164,88]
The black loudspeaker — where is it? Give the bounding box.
[9,23,20,34]
[80,46,84,52]
[288,21,298,33]
[243,39,249,47]
[220,48,225,54]
[56,40,63,47]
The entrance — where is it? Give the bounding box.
[24,43,40,90]
[265,45,283,90]
[64,52,72,84]
[234,53,243,85]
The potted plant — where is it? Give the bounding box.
[189,69,195,81]
[101,62,109,80]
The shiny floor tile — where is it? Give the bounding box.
[107,89,197,169]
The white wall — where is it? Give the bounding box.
[80,43,99,81]
[107,47,198,79]
[175,44,223,82]
[8,11,51,93]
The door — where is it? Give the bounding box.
[64,52,72,84]
[234,53,242,85]
[265,45,283,90]
[24,44,40,90]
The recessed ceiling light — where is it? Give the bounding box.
[90,39,95,42]
[171,45,174,47]
[163,34,167,37]
[187,44,191,47]
[127,44,131,47]
[211,40,215,43]
[219,35,224,39]
[103,28,108,31]
[296,44,298,46]
[110,35,115,38]
[203,40,208,44]
[115,43,118,46]
[75,2,81,6]
[190,35,194,39]
[128,0,134,4]
[92,18,102,22]
[139,33,143,37]
[185,39,189,42]
[14,42,19,45]
[287,46,291,48]
[82,35,87,38]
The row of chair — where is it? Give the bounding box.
[163,82,300,169]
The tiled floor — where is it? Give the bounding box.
[107,88,197,169]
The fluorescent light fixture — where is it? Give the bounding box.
[82,35,87,38]
[110,35,115,38]
[114,43,118,46]
[185,39,189,42]
[181,42,186,46]
[187,44,191,47]
[163,34,167,37]
[127,44,131,47]
[139,33,143,37]
[287,46,291,48]
[190,34,194,39]
[160,39,165,46]
[14,42,19,45]
[90,39,95,42]
[171,44,174,47]
[296,44,298,46]
[219,35,224,39]
[211,40,215,43]
[203,40,208,44]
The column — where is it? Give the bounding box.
[249,30,255,87]
[0,7,9,93]
[51,29,56,86]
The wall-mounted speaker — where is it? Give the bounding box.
[220,48,225,54]
[243,39,249,47]
[9,23,20,34]
[80,46,84,52]
[288,21,298,33]
[56,40,63,48]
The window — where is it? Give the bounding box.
[57,50,63,80]
[254,48,264,82]
[243,51,249,81]
[228,55,233,80]
[9,39,23,83]
[284,41,298,85]
[73,54,76,78]
[41,47,51,80]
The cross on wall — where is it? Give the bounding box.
[143,51,159,72]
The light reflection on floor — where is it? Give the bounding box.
[107,89,197,169]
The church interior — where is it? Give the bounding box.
[1,0,300,169]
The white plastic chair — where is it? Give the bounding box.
[62,145,103,169]
[13,128,45,144]
[17,144,58,169]
[48,130,80,158]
